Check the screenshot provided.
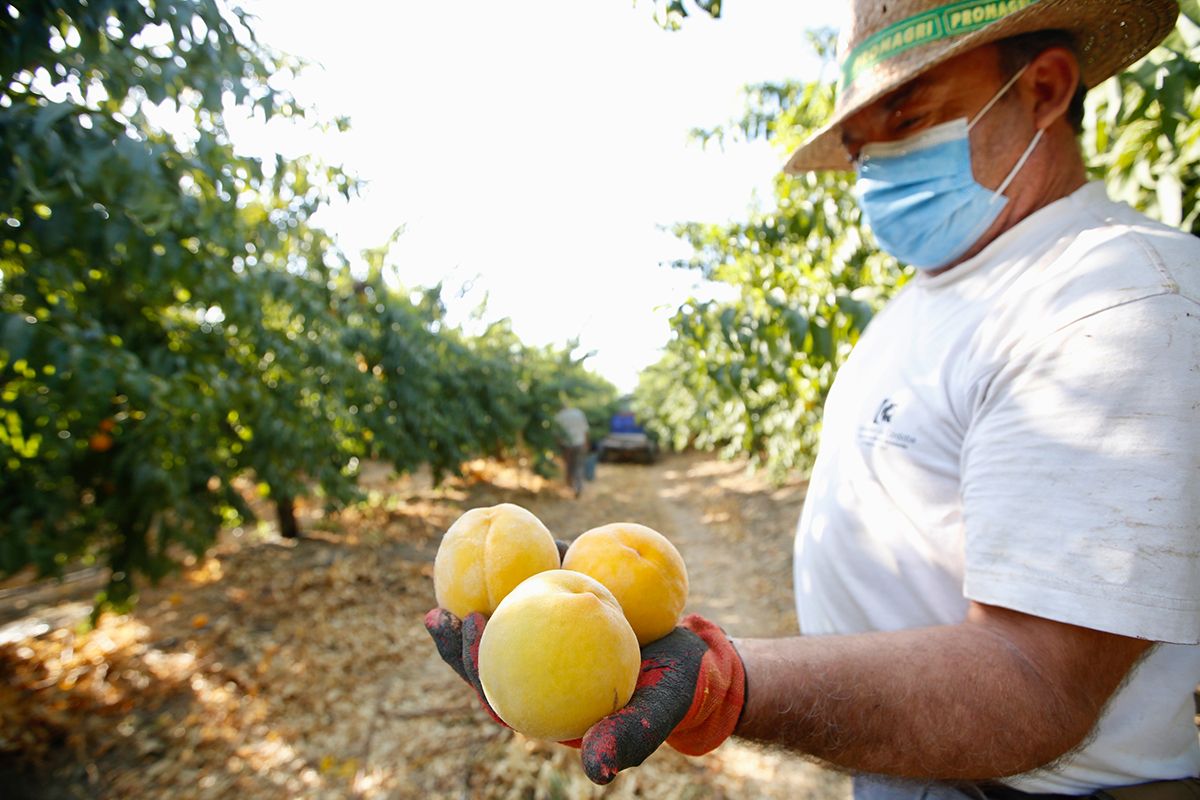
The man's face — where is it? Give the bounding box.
[839,44,1029,193]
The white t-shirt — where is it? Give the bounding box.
[554,407,589,447]
[793,182,1200,792]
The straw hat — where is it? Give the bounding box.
[785,0,1179,172]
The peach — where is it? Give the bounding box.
[433,504,560,618]
[477,569,640,741]
[562,522,688,645]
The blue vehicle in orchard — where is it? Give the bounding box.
[597,412,659,465]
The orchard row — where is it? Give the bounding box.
[0,1,616,608]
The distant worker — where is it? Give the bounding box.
[552,401,589,498]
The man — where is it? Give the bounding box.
[427,0,1200,795]
[553,400,589,498]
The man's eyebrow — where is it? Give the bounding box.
[882,78,929,112]
[840,76,933,151]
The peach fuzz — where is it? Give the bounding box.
[477,569,640,741]
[562,522,688,645]
[433,503,560,618]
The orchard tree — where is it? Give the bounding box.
[0,0,628,611]
[343,238,619,484]
[0,0,365,607]
[1081,1,1200,232]
[634,30,902,478]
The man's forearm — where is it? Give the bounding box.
[730,604,1151,779]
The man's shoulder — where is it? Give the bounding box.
[1063,192,1200,301]
[955,192,1198,373]
[1007,192,1199,336]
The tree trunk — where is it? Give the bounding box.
[277,494,300,539]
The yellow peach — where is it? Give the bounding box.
[433,503,560,618]
[562,522,688,645]
[478,569,640,741]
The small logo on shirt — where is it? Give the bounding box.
[859,396,916,450]
[873,398,897,425]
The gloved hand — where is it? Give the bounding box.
[424,606,745,785]
[423,607,508,727]
[580,614,745,783]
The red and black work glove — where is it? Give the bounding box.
[423,607,508,728]
[580,614,745,783]
[424,607,745,785]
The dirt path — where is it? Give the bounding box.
[0,453,850,799]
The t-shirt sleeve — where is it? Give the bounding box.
[960,292,1200,644]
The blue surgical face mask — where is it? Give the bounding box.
[854,65,1044,270]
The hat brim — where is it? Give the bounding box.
[784,0,1180,173]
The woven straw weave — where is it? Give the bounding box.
[786,0,1178,172]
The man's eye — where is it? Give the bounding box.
[895,114,926,132]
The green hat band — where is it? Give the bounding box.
[839,0,1044,92]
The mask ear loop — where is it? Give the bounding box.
[990,126,1045,202]
[967,62,1030,131]
[968,61,1044,204]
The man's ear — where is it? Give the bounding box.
[1022,45,1082,131]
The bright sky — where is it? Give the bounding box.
[230,0,845,392]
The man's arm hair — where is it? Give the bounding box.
[732,601,1152,779]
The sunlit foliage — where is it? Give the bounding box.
[0,1,616,609]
